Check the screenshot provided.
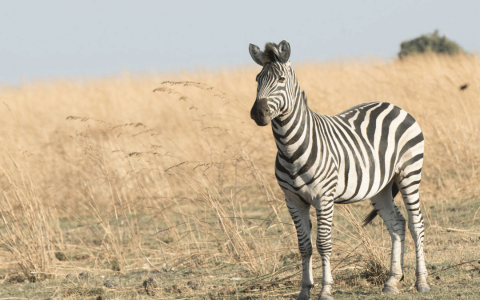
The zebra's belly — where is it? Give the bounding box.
[332,161,396,204]
[333,186,385,204]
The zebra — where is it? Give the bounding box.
[248,40,430,300]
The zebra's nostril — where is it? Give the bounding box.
[251,98,270,121]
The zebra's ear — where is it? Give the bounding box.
[249,43,264,66]
[277,40,291,64]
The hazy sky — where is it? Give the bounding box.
[1,0,479,85]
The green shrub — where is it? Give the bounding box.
[399,30,464,58]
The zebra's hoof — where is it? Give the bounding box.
[382,285,399,294]
[296,289,310,300]
[416,283,430,293]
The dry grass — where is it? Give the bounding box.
[0,54,479,298]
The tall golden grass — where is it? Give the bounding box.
[0,54,478,283]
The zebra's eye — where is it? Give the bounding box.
[279,76,286,83]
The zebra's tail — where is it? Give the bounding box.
[362,182,400,227]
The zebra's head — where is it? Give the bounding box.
[249,40,295,126]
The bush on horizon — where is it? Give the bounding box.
[399,30,464,58]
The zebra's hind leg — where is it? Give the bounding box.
[397,175,430,292]
[286,193,314,300]
[370,182,406,294]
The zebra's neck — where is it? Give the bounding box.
[271,90,317,162]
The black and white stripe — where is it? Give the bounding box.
[249,41,429,300]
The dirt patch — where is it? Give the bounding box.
[63,287,104,297]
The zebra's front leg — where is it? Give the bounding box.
[286,195,313,300]
[316,197,334,300]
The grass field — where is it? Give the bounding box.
[0,53,479,299]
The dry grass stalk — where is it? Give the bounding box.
[0,150,59,281]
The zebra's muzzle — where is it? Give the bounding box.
[250,98,271,126]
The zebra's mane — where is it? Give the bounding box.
[302,91,308,106]
[262,42,281,63]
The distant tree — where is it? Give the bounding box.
[398,30,464,59]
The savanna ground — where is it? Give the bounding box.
[0,54,479,299]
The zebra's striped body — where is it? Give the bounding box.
[249,41,429,300]
[274,101,424,205]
